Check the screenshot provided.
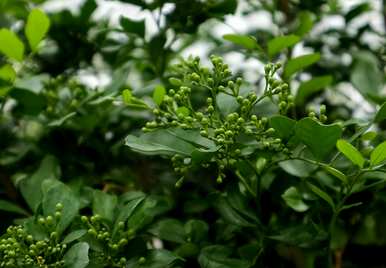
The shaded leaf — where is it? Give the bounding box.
[282,187,309,212]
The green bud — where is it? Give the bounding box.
[81,216,88,223]
[191,73,200,82]
[138,257,146,264]
[169,77,182,86]
[55,203,63,211]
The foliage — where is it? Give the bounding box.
[0,0,385,267]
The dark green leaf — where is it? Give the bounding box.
[120,16,145,38]
[375,102,386,123]
[148,219,186,243]
[296,75,333,105]
[307,183,335,210]
[198,245,251,268]
[62,230,87,244]
[0,199,29,215]
[92,190,117,222]
[269,115,296,140]
[295,118,342,160]
[63,242,89,268]
[19,155,60,212]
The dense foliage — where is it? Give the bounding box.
[0,0,385,267]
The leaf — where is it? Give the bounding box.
[25,9,50,52]
[295,11,314,36]
[148,219,186,243]
[279,159,316,177]
[283,53,320,78]
[223,34,260,50]
[0,199,29,215]
[132,249,184,268]
[9,88,46,115]
[282,187,309,212]
[62,230,87,244]
[307,183,335,210]
[42,182,80,234]
[215,195,255,227]
[92,190,117,222]
[19,155,60,212]
[323,165,348,184]
[269,115,296,140]
[336,139,365,168]
[370,141,386,166]
[184,220,209,243]
[63,242,89,268]
[267,35,299,58]
[0,64,16,84]
[0,29,24,61]
[361,131,377,141]
[119,16,145,37]
[350,51,383,102]
[295,75,333,105]
[375,102,386,123]
[125,130,196,156]
[153,85,166,105]
[198,245,251,268]
[345,3,370,23]
[295,118,342,160]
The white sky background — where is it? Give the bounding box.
[42,0,385,117]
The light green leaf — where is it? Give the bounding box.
[0,29,24,61]
[295,11,314,36]
[0,64,16,84]
[336,139,365,168]
[268,35,299,58]
[282,187,309,212]
[295,118,342,160]
[223,34,261,50]
[296,75,333,104]
[307,183,335,210]
[25,9,50,52]
[323,165,348,184]
[176,106,190,116]
[153,85,166,105]
[370,141,386,166]
[284,53,320,78]
[63,242,89,268]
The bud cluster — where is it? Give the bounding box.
[140,56,290,185]
[0,203,65,267]
[80,215,134,267]
[264,63,294,114]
